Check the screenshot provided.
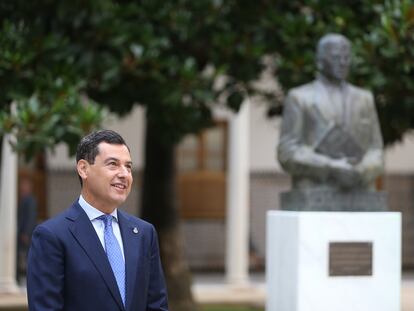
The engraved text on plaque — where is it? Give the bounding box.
[329,242,373,276]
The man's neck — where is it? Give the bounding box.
[80,191,116,215]
[316,73,345,88]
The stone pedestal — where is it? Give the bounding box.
[266,211,401,311]
[280,189,387,211]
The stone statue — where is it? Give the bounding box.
[277,33,386,211]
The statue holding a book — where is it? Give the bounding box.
[277,33,386,211]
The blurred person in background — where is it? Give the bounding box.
[16,176,37,285]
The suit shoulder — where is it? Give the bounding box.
[287,81,316,101]
[35,208,72,232]
[34,202,79,234]
[348,83,373,99]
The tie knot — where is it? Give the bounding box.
[98,214,113,228]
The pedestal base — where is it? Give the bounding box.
[266,211,401,311]
[280,189,387,211]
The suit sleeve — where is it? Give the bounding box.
[278,91,334,181]
[27,225,65,311]
[356,91,384,184]
[146,226,169,311]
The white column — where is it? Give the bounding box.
[225,100,250,286]
[0,134,19,292]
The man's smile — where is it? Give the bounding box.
[111,183,127,190]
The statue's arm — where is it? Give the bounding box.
[277,92,337,182]
[278,92,362,188]
[356,92,384,185]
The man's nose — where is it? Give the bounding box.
[339,56,349,65]
[117,166,130,177]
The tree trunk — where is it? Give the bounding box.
[141,119,197,311]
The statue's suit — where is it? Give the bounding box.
[278,77,384,189]
[27,201,168,311]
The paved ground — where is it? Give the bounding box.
[193,272,414,310]
[1,272,413,310]
[402,272,414,311]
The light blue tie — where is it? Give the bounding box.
[98,214,126,306]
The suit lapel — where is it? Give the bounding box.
[118,211,141,311]
[314,79,336,122]
[67,203,125,311]
[342,83,354,129]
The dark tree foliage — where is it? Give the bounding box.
[0,1,105,156]
[2,1,412,145]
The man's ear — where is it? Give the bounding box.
[77,160,89,181]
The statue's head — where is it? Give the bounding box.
[316,33,351,82]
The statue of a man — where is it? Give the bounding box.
[278,33,384,191]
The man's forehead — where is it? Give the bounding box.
[98,141,128,150]
[326,39,350,51]
[97,142,132,159]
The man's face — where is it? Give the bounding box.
[78,142,133,213]
[319,40,351,82]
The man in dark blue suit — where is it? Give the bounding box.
[27,130,168,311]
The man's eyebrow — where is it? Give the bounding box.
[104,157,133,165]
[104,157,119,163]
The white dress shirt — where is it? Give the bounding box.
[78,195,125,260]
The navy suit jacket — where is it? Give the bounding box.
[27,202,168,311]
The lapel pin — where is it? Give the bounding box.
[133,227,139,234]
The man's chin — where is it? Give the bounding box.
[111,194,129,206]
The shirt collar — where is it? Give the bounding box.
[78,195,118,221]
[316,72,346,89]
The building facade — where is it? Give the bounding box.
[43,102,414,271]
